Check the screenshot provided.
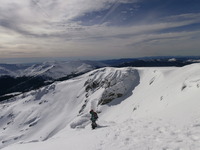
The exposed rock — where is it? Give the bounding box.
[84,67,140,105]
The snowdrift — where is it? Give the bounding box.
[1,64,200,150]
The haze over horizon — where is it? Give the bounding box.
[0,0,200,63]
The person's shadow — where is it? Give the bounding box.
[96,125,108,129]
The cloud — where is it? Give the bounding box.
[0,0,200,60]
[0,0,139,37]
[69,12,200,42]
[164,13,200,21]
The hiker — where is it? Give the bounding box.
[90,109,98,129]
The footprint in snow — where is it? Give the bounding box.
[190,135,200,141]
[193,124,200,128]
[170,130,181,135]
[123,137,130,145]
[149,77,156,85]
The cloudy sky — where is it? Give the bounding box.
[0,0,200,63]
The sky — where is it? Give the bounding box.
[0,0,200,63]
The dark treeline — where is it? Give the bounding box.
[0,76,49,102]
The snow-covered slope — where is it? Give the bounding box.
[1,64,200,150]
[22,61,105,79]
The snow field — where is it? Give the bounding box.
[3,117,200,150]
[1,64,200,149]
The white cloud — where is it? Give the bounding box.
[0,0,139,36]
[163,13,200,22]
[0,0,200,60]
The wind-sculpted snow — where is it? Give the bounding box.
[84,67,140,105]
[0,81,80,148]
[1,64,200,150]
[0,67,139,149]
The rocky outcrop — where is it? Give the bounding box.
[84,67,140,105]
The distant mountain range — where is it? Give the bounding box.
[0,60,107,101]
[101,56,200,67]
[0,56,200,101]
[0,60,107,79]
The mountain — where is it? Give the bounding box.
[0,60,107,100]
[0,56,200,103]
[0,64,29,77]
[101,56,200,67]
[1,63,200,150]
[0,60,106,79]
[22,60,107,79]
[1,56,200,78]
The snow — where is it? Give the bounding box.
[1,64,200,150]
[187,59,200,63]
[168,58,176,62]
[0,60,106,79]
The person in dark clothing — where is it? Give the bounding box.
[90,109,98,129]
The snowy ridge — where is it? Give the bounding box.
[22,61,97,79]
[1,64,200,150]
[0,60,106,79]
